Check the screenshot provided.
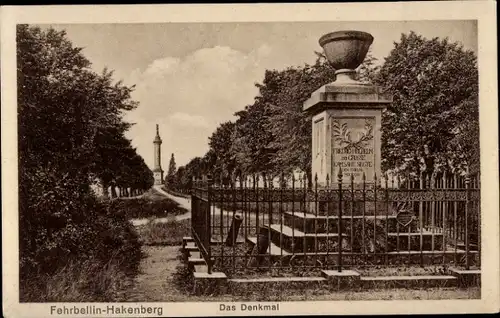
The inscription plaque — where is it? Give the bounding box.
[332,117,375,183]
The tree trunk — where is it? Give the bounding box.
[101,180,109,199]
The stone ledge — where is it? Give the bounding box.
[321,270,361,289]
[227,276,327,294]
[360,275,457,288]
[322,269,361,277]
[230,277,326,283]
[449,267,481,287]
[193,271,227,279]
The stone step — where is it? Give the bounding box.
[210,237,246,245]
[246,236,291,256]
[308,200,392,216]
[266,223,348,238]
[283,211,410,233]
[263,224,348,254]
[261,220,443,253]
[448,239,479,251]
[184,242,198,252]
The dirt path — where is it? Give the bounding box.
[130,186,239,227]
[125,245,187,302]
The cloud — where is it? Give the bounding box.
[169,112,210,128]
[123,43,290,168]
[143,57,181,76]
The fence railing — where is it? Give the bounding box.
[191,170,480,276]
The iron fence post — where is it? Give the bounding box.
[207,175,213,274]
[465,168,470,270]
[337,167,343,272]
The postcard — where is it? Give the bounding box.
[1,2,498,317]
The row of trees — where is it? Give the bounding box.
[18,25,149,296]
[167,31,479,192]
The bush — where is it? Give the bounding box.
[19,167,142,302]
[20,257,134,302]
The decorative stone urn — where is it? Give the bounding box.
[303,30,392,187]
[319,30,374,84]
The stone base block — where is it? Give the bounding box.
[182,236,195,248]
[193,271,227,295]
[321,269,361,289]
[449,267,481,287]
[184,243,199,252]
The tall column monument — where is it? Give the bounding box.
[153,124,164,185]
[303,31,392,186]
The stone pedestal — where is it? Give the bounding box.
[303,31,392,187]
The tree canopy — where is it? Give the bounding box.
[376,31,479,175]
[166,32,479,192]
[18,24,150,281]
[165,153,177,186]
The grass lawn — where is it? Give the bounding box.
[108,188,188,219]
[125,244,480,302]
[136,218,191,246]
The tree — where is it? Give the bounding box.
[166,153,177,186]
[260,57,336,181]
[186,50,380,187]
[17,24,145,285]
[357,48,380,83]
[376,31,479,175]
[208,121,237,183]
[231,98,276,178]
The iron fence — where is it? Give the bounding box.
[191,169,480,276]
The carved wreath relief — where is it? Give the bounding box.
[332,117,375,181]
[332,118,374,149]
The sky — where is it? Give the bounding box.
[45,21,477,169]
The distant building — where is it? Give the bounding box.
[153,124,164,185]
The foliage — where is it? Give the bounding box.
[208,121,237,184]
[165,153,177,186]
[105,191,188,219]
[17,24,148,300]
[20,257,134,302]
[168,32,478,191]
[376,31,479,175]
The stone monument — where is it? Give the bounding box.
[153,124,164,185]
[303,31,392,186]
